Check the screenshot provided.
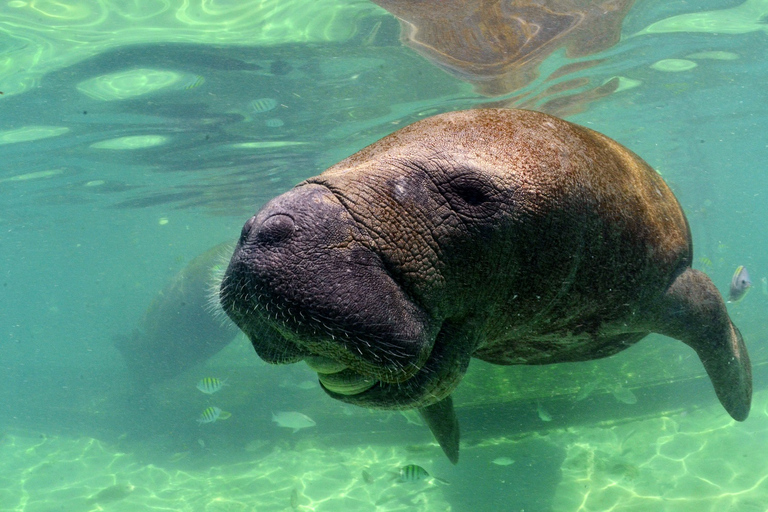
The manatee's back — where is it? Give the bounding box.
[319,108,693,363]
[437,110,694,362]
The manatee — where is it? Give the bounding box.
[116,242,239,390]
[219,109,751,463]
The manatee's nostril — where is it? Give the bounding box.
[239,216,258,242]
[257,214,295,243]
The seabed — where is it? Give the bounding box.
[3,385,768,512]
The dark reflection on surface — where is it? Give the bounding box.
[373,0,636,113]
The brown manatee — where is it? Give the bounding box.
[219,109,751,463]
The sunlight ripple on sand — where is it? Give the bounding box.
[6,391,768,510]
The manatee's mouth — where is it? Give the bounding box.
[221,289,430,389]
[304,355,377,395]
[223,287,469,409]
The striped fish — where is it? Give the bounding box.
[197,406,231,424]
[265,118,284,128]
[250,97,278,113]
[179,74,205,90]
[398,464,430,483]
[196,377,227,394]
[397,464,448,484]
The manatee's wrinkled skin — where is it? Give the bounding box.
[220,109,751,463]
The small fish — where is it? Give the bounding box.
[197,406,231,424]
[536,402,552,422]
[397,464,449,485]
[196,377,228,394]
[491,457,515,466]
[290,488,299,510]
[698,256,713,268]
[250,97,278,113]
[762,277,767,296]
[611,383,638,405]
[404,444,432,453]
[168,451,191,462]
[728,265,752,302]
[399,410,424,426]
[294,380,318,390]
[265,118,284,128]
[575,379,601,401]
[87,484,135,504]
[179,74,205,90]
[244,439,269,452]
[272,411,316,432]
[362,469,375,484]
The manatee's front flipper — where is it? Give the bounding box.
[656,268,752,420]
[418,396,460,464]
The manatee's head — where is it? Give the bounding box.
[220,109,577,411]
[218,181,460,409]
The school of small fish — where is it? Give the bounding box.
[194,377,232,425]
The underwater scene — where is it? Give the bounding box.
[2,0,768,510]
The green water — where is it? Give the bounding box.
[1,1,768,510]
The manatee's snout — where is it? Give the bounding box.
[245,212,295,245]
[236,186,319,248]
[220,184,437,393]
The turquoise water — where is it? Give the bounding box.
[2,1,768,510]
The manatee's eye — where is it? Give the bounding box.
[445,173,494,205]
[451,178,488,206]
[442,172,500,220]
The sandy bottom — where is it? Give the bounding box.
[3,389,768,512]
[551,390,768,512]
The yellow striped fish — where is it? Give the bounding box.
[180,75,205,90]
[196,377,228,394]
[197,406,231,424]
[250,97,277,113]
[396,464,449,485]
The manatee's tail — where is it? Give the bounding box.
[656,268,752,420]
[418,396,460,464]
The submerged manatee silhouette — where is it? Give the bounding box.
[220,109,751,463]
[116,242,239,390]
